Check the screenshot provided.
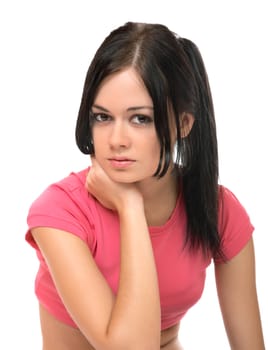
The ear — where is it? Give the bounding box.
[179,112,195,137]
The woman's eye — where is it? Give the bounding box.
[92,113,110,122]
[131,115,153,125]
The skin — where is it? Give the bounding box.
[32,67,265,349]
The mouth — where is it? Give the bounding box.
[108,157,136,168]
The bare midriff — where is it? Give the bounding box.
[39,304,182,350]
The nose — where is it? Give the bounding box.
[109,121,131,150]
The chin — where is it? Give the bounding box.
[108,173,140,183]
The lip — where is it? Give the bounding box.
[108,157,136,168]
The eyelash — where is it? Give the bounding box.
[90,113,154,125]
[91,113,110,123]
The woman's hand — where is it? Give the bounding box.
[85,157,143,212]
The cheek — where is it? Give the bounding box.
[92,128,105,144]
[146,138,161,163]
[150,135,161,153]
[92,132,106,157]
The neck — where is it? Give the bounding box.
[136,167,180,226]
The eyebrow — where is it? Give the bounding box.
[92,104,154,112]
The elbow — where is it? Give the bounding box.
[107,323,160,350]
[98,340,160,350]
[93,329,160,350]
[83,314,161,349]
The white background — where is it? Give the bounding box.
[0,0,267,348]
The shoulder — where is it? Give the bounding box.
[215,185,254,263]
[26,167,99,249]
[218,185,252,226]
[28,168,92,215]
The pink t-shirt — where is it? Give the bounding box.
[25,168,254,330]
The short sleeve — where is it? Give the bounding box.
[214,186,254,264]
[25,180,96,252]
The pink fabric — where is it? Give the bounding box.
[25,168,254,330]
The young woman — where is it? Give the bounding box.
[25,22,265,349]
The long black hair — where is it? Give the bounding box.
[75,22,224,259]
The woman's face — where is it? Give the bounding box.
[91,67,161,184]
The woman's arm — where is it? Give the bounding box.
[215,238,265,349]
[32,161,161,350]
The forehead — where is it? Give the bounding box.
[94,68,153,109]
